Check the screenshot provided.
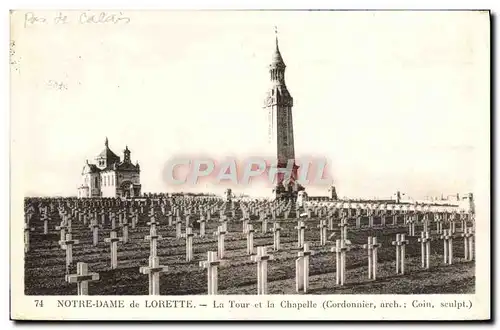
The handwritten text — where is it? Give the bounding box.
[23,11,131,28]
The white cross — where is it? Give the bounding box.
[242,218,249,233]
[461,227,474,261]
[181,227,196,261]
[272,222,281,251]
[338,216,348,242]
[331,239,350,286]
[24,223,35,253]
[417,231,432,269]
[175,219,183,238]
[197,217,206,237]
[296,243,315,293]
[213,226,227,259]
[140,256,168,295]
[88,219,100,246]
[407,214,417,236]
[261,216,268,233]
[363,236,381,280]
[435,213,444,234]
[145,225,164,257]
[317,219,328,246]
[391,233,409,274]
[199,251,220,295]
[104,231,123,269]
[41,214,49,235]
[439,229,454,265]
[65,262,99,295]
[59,233,80,271]
[251,246,273,295]
[120,219,130,244]
[295,221,307,248]
[246,224,255,255]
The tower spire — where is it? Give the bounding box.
[270,26,285,70]
[275,25,278,49]
[105,137,109,147]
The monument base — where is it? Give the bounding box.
[272,181,305,201]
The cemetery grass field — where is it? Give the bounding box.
[24,210,475,295]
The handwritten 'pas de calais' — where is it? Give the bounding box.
[23,11,130,28]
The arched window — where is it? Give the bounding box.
[95,177,98,187]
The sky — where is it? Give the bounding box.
[10,10,489,199]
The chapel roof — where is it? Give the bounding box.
[82,162,101,174]
[97,137,120,162]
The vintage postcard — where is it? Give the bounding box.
[10,10,490,320]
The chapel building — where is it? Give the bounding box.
[77,138,141,198]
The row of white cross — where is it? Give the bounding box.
[25,206,475,274]
[24,198,475,296]
[25,194,473,253]
[27,196,473,234]
[61,226,475,295]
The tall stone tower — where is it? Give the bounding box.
[263,31,303,200]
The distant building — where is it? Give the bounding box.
[459,193,475,214]
[77,138,141,198]
[404,192,474,213]
[328,185,338,200]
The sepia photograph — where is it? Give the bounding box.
[9,8,490,320]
